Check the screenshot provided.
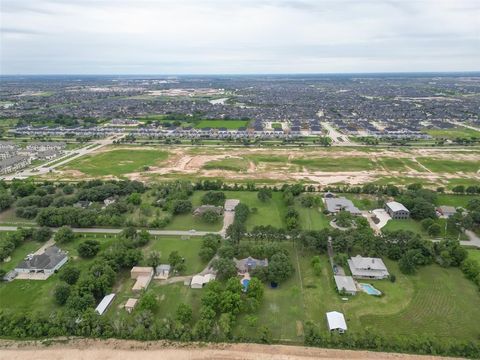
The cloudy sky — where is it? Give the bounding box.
[1,0,479,74]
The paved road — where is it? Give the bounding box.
[463,230,480,248]
[321,122,353,145]
[0,225,215,237]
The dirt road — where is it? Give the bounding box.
[0,339,459,360]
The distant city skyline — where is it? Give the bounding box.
[1,0,479,75]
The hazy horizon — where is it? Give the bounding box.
[1,0,479,75]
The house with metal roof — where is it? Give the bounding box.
[384,201,409,219]
[348,255,389,279]
[325,197,361,215]
[95,293,116,315]
[326,311,347,333]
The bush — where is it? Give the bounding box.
[54,226,75,243]
[77,240,100,258]
[54,284,71,305]
[59,266,80,285]
[201,191,226,206]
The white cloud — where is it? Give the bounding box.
[1,0,479,74]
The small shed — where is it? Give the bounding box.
[155,264,171,279]
[95,293,116,315]
[191,273,216,289]
[326,311,347,333]
[125,298,138,313]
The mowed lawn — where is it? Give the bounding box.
[143,236,206,274]
[63,148,169,176]
[382,218,465,240]
[361,264,480,341]
[437,194,479,208]
[195,120,249,129]
[417,157,479,173]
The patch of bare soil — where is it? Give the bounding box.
[0,339,459,360]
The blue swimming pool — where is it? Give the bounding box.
[360,283,381,296]
[242,279,250,292]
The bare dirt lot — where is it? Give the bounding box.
[0,339,460,360]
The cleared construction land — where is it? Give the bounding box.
[56,145,480,188]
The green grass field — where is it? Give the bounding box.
[467,249,480,264]
[376,158,427,172]
[203,157,250,172]
[143,236,206,274]
[361,264,480,340]
[437,194,479,208]
[295,197,330,231]
[292,157,376,172]
[382,218,465,240]
[195,120,249,129]
[425,127,480,140]
[63,148,169,176]
[417,157,479,173]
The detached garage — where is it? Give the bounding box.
[326,311,347,333]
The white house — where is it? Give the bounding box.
[326,311,347,333]
[348,255,389,279]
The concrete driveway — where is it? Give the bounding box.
[372,209,391,229]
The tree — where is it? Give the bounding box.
[452,185,465,194]
[410,199,436,220]
[202,209,221,224]
[212,257,237,281]
[335,211,354,228]
[257,188,272,202]
[268,252,294,284]
[0,193,14,211]
[399,249,424,274]
[176,303,193,324]
[137,291,158,312]
[171,200,192,214]
[60,266,81,285]
[54,226,75,244]
[127,192,142,205]
[62,185,74,194]
[54,284,71,305]
[77,240,100,258]
[147,251,161,268]
[427,223,442,237]
[31,227,52,242]
[168,251,186,273]
[201,191,226,206]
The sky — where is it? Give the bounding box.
[1,0,479,75]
